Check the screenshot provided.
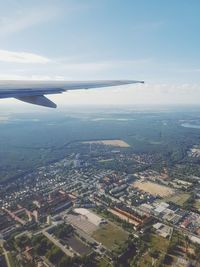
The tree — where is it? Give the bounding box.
[58,256,72,267]
[46,246,63,264]
[149,249,160,259]
[195,244,200,260]
[35,238,49,256]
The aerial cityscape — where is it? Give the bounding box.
[0,107,200,266]
[0,0,200,266]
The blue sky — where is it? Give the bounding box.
[0,0,200,107]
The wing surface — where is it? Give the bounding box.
[0,80,144,108]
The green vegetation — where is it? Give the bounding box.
[97,257,113,267]
[182,193,196,210]
[6,233,97,267]
[33,234,97,267]
[165,193,191,206]
[94,207,134,232]
[53,223,74,240]
[15,234,31,249]
[194,200,200,210]
[98,159,114,163]
[92,222,128,250]
[1,110,200,181]
[161,230,200,265]
[139,234,169,267]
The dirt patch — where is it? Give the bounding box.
[83,139,130,147]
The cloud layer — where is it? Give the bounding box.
[0,49,50,64]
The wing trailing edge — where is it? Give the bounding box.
[15,95,57,108]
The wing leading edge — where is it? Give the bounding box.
[0,80,144,108]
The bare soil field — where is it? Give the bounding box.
[82,139,130,147]
[132,181,174,197]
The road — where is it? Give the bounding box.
[3,249,12,267]
[41,256,55,267]
[42,231,74,257]
[0,241,12,267]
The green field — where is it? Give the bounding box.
[97,257,113,267]
[1,109,200,182]
[165,193,190,206]
[98,159,114,163]
[194,200,200,210]
[92,222,128,249]
[139,234,169,267]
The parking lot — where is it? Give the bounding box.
[64,214,98,235]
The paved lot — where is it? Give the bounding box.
[66,236,91,255]
[65,214,98,235]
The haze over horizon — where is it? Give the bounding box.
[0,0,200,108]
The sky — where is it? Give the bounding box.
[0,0,200,108]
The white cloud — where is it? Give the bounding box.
[0,2,90,38]
[59,58,151,72]
[0,6,59,37]
[0,49,50,64]
[175,68,200,73]
[0,55,150,80]
[0,74,64,81]
[47,82,200,106]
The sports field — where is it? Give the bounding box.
[132,181,174,197]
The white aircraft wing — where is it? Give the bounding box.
[0,80,144,108]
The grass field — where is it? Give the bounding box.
[194,200,200,210]
[97,257,113,267]
[92,222,128,249]
[98,159,114,163]
[139,234,169,267]
[165,193,191,206]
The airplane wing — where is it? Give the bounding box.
[0,80,144,108]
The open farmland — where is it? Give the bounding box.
[132,181,175,197]
[82,139,130,147]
